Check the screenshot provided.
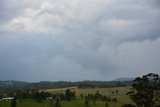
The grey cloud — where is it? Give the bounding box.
[0,0,43,23]
[0,0,160,81]
[117,38,160,77]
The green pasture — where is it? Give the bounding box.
[0,99,134,107]
[0,86,136,107]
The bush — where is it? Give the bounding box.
[85,99,89,107]
[105,102,109,107]
[121,104,136,107]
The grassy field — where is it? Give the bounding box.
[45,86,132,96]
[0,86,136,107]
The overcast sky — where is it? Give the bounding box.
[0,0,160,82]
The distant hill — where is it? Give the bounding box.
[113,78,134,82]
[0,81,29,86]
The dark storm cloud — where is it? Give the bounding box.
[0,0,160,81]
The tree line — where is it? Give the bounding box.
[0,80,132,95]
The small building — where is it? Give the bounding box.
[2,97,14,101]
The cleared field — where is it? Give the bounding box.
[44,86,135,107]
[45,86,132,96]
[0,86,136,107]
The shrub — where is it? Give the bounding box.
[121,104,136,107]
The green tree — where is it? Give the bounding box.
[84,99,89,107]
[80,93,83,98]
[54,97,61,107]
[105,102,109,107]
[127,73,160,107]
[115,90,118,94]
[72,90,76,99]
[121,104,136,107]
[65,89,71,101]
[93,96,96,105]
[11,97,17,107]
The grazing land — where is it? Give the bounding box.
[0,86,136,107]
[0,73,160,107]
[44,86,131,97]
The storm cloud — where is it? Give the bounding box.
[0,0,160,81]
